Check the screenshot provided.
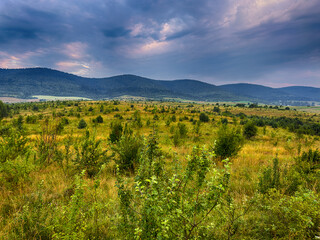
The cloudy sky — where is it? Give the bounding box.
[0,0,319,87]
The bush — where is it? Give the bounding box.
[74,131,109,177]
[258,158,281,194]
[78,119,87,129]
[177,123,188,137]
[109,121,123,143]
[243,121,258,139]
[35,122,61,167]
[199,112,209,122]
[248,189,320,239]
[297,149,320,174]
[0,127,29,163]
[116,146,230,239]
[214,125,243,160]
[213,106,220,113]
[133,110,143,128]
[221,118,228,125]
[113,130,143,173]
[0,100,9,120]
[94,115,103,123]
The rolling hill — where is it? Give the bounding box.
[0,67,319,104]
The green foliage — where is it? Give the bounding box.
[35,122,60,167]
[258,158,281,194]
[221,118,228,125]
[109,121,123,143]
[93,115,103,123]
[9,181,54,239]
[52,171,87,239]
[199,112,209,122]
[0,100,9,120]
[78,119,87,129]
[172,128,181,147]
[214,124,243,160]
[2,100,320,239]
[113,129,143,173]
[0,127,29,163]
[248,189,320,239]
[116,145,230,239]
[213,106,220,113]
[177,122,188,137]
[74,131,109,178]
[132,110,143,128]
[0,153,34,188]
[25,115,37,124]
[296,149,320,174]
[243,121,258,139]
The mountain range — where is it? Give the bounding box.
[0,68,319,104]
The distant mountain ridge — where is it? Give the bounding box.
[0,67,319,104]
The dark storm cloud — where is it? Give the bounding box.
[0,0,319,87]
[103,27,131,38]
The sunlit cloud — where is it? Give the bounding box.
[61,42,88,60]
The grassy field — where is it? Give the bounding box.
[0,100,319,239]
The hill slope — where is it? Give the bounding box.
[0,68,319,103]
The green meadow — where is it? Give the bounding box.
[0,100,319,239]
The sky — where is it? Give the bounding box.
[0,0,320,87]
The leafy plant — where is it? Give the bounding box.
[113,129,143,173]
[0,100,9,120]
[258,158,281,194]
[116,145,230,239]
[214,124,243,160]
[109,121,123,143]
[78,119,87,129]
[74,130,109,178]
[243,121,258,139]
[199,112,209,122]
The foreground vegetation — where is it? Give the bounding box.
[0,99,320,239]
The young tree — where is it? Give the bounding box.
[109,121,123,143]
[74,131,109,178]
[243,121,258,139]
[113,128,143,173]
[199,112,209,122]
[215,124,243,160]
[0,100,9,120]
[78,119,87,129]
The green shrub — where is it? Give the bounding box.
[25,115,37,124]
[8,181,54,239]
[0,100,9,120]
[297,149,320,174]
[52,171,87,239]
[0,153,35,188]
[177,122,188,137]
[93,115,103,123]
[213,106,220,113]
[214,125,243,160]
[243,121,258,139]
[116,146,230,239]
[248,189,320,239]
[74,131,109,178]
[258,158,281,194]
[221,118,228,125]
[113,130,143,173]
[0,127,29,163]
[199,112,209,122]
[35,122,60,167]
[78,119,87,129]
[109,121,123,143]
[132,110,143,128]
